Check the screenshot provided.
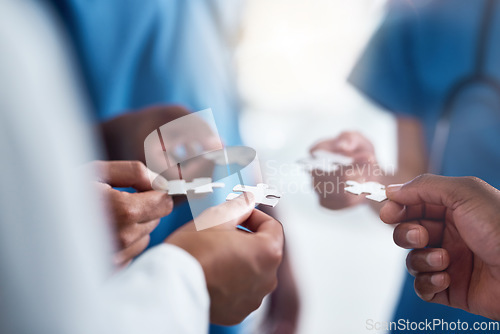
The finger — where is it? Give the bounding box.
[331,131,372,155]
[114,234,151,267]
[328,139,356,155]
[241,209,284,268]
[119,190,174,224]
[119,219,161,248]
[379,201,406,224]
[380,201,447,225]
[309,139,336,155]
[242,210,284,246]
[351,151,376,165]
[414,272,451,302]
[195,193,256,231]
[94,160,168,192]
[385,174,492,209]
[393,223,429,249]
[406,249,450,276]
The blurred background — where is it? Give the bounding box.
[236,0,407,333]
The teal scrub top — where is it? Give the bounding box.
[349,0,500,332]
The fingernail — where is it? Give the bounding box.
[418,292,434,301]
[427,252,443,267]
[406,229,420,245]
[152,175,169,190]
[431,273,445,286]
[387,184,403,192]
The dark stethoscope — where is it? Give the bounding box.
[429,0,500,173]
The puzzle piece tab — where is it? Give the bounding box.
[226,183,282,207]
[344,180,387,202]
[167,177,225,195]
[298,149,354,172]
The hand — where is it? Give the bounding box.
[166,194,284,325]
[89,161,174,267]
[100,104,221,164]
[309,131,380,209]
[380,174,500,320]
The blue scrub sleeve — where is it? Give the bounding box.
[348,3,423,119]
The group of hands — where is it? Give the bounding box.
[92,105,500,327]
[92,105,292,329]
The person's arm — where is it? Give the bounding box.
[307,0,427,210]
[309,116,427,210]
[380,174,500,320]
[0,3,209,333]
[1,2,286,333]
[102,244,210,333]
[166,194,285,326]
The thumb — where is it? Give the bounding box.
[385,174,475,208]
[194,193,256,231]
[92,160,167,192]
[385,174,500,266]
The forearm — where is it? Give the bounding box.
[369,116,427,210]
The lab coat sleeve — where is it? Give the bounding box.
[104,244,210,334]
[0,1,208,333]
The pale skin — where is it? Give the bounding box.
[380,174,500,321]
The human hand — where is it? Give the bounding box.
[380,174,500,320]
[89,161,174,267]
[166,194,284,325]
[100,105,221,164]
[309,131,380,209]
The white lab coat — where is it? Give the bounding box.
[0,1,209,333]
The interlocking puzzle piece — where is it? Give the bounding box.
[167,177,225,195]
[344,180,387,202]
[226,183,282,207]
[298,149,354,172]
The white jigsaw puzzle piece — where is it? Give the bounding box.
[193,181,225,194]
[226,183,282,207]
[167,177,225,195]
[166,180,188,195]
[298,149,354,172]
[344,180,387,202]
